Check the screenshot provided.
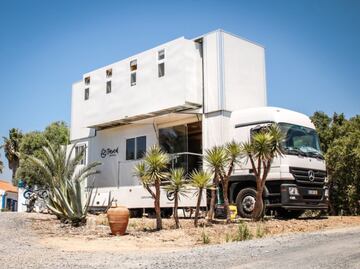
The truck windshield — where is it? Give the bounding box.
[278,123,323,159]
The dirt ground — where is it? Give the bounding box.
[29,213,360,253]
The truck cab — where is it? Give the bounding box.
[228,107,329,218]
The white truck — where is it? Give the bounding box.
[71,30,328,218]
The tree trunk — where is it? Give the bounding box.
[194,188,203,227]
[174,192,179,229]
[252,184,264,221]
[207,174,218,222]
[154,180,162,230]
[223,180,231,223]
[207,188,216,222]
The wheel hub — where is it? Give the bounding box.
[242,195,255,213]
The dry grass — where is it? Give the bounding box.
[29,213,360,252]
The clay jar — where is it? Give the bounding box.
[107,205,130,235]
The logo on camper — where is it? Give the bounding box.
[101,147,119,158]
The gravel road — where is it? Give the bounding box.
[0,213,359,269]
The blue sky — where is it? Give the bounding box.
[0,0,359,181]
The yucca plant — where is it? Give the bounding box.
[163,168,188,229]
[241,124,284,221]
[204,146,227,222]
[222,141,242,223]
[204,142,242,223]
[190,169,212,227]
[27,141,101,226]
[134,145,169,230]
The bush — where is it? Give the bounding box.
[201,228,210,244]
[234,222,253,241]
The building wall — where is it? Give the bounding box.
[71,37,202,141]
[0,190,18,211]
[201,30,267,150]
[86,123,157,188]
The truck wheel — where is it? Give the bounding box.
[276,208,305,219]
[236,188,258,218]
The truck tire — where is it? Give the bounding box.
[276,208,304,219]
[236,188,259,218]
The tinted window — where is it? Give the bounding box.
[126,138,135,160]
[106,81,111,94]
[136,136,146,159]
[131,72,136,86]
[158,63,165,77]
[84,88,89,100]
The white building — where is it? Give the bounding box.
[71,29,267,210]
[0,180,18,212]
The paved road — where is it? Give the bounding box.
[0,213,359,269]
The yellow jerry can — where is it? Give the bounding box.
[229,205,237,220]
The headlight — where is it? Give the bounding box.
[288,187,300,195]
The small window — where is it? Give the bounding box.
[136,136,146,159]
[84,76,90,85]
[158,63,165,77]
[75,145,86,165]
[130,60,137,71]
[106,81,111,94]
[126,138,135,160]
[84,88,89,100]
[131,72,136,86]
[158,50,165,61]
[106,68,112,78]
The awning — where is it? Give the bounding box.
[87,102,202,130]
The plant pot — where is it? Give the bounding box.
[107,205,130,235]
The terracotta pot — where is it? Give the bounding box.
[107,205,130,235]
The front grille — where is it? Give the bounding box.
[289,167,326,187]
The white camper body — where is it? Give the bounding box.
[71,30,327,215]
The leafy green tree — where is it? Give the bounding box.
[15,122,70,187]
[163,168,188,229]
[311,112,360,215]
[1,128,23,180]
[134,145,170,230]
[242,124,283,221]
[44,121,70,146]
[190,169,212,227]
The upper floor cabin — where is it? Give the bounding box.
[71,30,267,142]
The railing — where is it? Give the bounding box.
[169,152,203,177]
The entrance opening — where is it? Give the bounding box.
[159,121,202,176]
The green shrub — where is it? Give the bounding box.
[201,228,210,244]
[256,224,266,238]
[234,222,253,241]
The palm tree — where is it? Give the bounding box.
[134,145,170,230]
[163,168,188,229]
[190,169,212,227]
[27,141,101,226]
[1,128,23,179]
[241,124,284,221]
[204,146,227,222]
[0,154,3,173]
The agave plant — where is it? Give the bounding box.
[134,145,169,230]
[27,141,101,226]
[163,168,188,229]
[190,169,212,227]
